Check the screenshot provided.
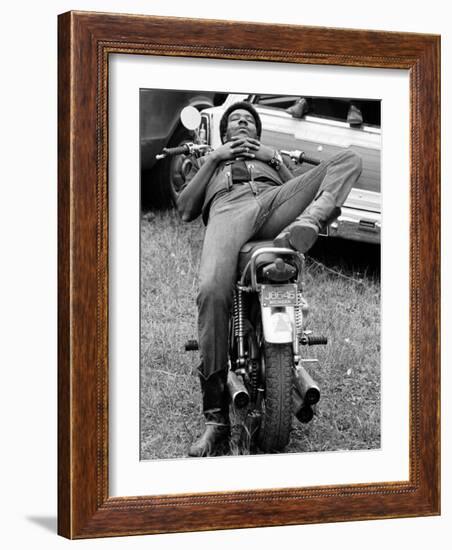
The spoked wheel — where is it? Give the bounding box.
[257,342,294,453]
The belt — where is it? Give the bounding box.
[231,180,259,195]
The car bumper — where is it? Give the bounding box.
[322,207,381,245]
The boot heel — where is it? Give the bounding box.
[288,225,318,253]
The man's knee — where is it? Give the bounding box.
[197,279,232,309]
[341,149,363,177]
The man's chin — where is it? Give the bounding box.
[235,130,254,138]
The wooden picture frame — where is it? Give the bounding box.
[58,11,440,539]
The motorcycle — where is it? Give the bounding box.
[156,107,328,453]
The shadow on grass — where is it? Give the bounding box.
[309,238,380,279]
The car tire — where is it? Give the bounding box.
[143,125,192,209]
[166,130,198,206]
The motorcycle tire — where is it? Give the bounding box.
[257,342,293,453]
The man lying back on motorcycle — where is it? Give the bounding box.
[177,101,362,457]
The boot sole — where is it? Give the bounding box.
[288,225,318,253]
[188,430,230,457]
[188,440,229,458]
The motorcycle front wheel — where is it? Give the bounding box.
[257,342,293,453]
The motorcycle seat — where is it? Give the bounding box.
[238,240,281,274]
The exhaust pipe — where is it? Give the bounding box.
[227,370,250,409]
[292,388,314,423]
[294,365,320,405]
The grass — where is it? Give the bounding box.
[140,209,380,460]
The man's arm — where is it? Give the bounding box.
[276,159,293,183]
[176,154,220,222]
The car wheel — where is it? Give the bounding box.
[144,125,192,209]
[167,135,197,205]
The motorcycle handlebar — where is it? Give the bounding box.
[157,144,322,167]
[156,143,211,160]
[162,144,190,156]
[280,150,321,166]
[300,153,321,166]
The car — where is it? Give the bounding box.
[196,93,381,245]
[140,89,226,208]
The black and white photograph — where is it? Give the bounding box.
[140,89,381,460]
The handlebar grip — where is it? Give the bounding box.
[299,152,321,166]
[162,144,190,156]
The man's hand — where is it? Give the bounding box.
[211,136,276,164]
[239,137,275,163]
[241,137,293,182]
[210,136,256,163]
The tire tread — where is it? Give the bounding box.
[258,343,293,452]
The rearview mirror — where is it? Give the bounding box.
[180,106,201,130]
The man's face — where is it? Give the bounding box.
[224,108,258,142]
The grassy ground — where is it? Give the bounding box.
[140,209,380,460]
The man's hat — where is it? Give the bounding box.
[219,101,262,143]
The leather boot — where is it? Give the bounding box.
[188,411,230,457]
[188,371,230,457]
[347,104,363,126]
[286,97,309,119]
[274,191,341,253]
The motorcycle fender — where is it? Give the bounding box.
[261,306,296,344]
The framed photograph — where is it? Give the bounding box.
[58,11,440,538]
